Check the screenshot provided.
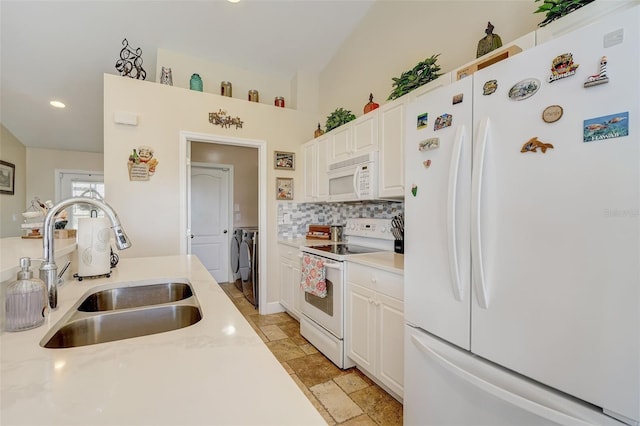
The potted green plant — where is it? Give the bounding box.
[534,0,595,27]
[387,54,442,101]
[325,108,356,132]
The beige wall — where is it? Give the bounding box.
[191,142,258,228]
[319,1,541,119]
[103,73,318,310]
[25,148,104,204]
[0,124,26,237]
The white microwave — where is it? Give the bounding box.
[327,152,378,202]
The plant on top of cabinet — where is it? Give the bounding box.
[387,54,442,101]
[534,0,595,27]
[325,107,356,132]
[363,93,380,114]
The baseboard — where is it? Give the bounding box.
[260,301,286,315]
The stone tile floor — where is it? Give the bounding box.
[219,282,403,426]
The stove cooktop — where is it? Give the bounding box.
[302,244,387,260]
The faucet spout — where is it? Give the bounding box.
[40,197,132,310]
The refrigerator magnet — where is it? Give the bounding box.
[483,80,498,95]
[583,112,628,142]
[423,160,432,168]
[434,114,453,131]
[548,53,580,83]
[411,184,418,197]
[419,137,440,151]
[521,137,554,153]
[542,105,563,123]
[508,78,541,101]
[584,56,609,88]
[452,93,464,104]
[417,112,429,129]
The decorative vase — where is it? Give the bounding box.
[275,97,285,108]
[363,93,379,114]
[160,67,173,86]
[190,74,203,92]
[221,81,232,97]
[314,123,324,138]
[248,90,259,102]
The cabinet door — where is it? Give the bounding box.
[291,258,302,318]
[347,283,376,372]
[377,293,404,397]
[302,140,317,201]
[316,135,329,201]
[379,98,405,198]
[330,126,351,162]
[352,111,378,154]
[279,258,292,311]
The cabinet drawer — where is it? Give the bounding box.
[347,262,403,300]
[279,244,301,261]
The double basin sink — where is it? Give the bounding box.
[40,280,202,349]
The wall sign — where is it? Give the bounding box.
[128,145,158,181]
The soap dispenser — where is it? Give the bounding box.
[5,257,47,332]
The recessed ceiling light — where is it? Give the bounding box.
[50,100,66,108]
[228,0,240,3]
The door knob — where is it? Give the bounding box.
[190,234,194,239]
[223,229,228,234]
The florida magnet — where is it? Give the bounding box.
[483,80,498,95]
[584,56,609,88]
[508,78,541,101]
[548,53,579,83]
[521,137,554,153]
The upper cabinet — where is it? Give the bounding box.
[378,97,405,199]
[302,134,329,202]
[330,111,379,163]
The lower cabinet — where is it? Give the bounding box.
[347,262,404,400]
[279,244,302,319]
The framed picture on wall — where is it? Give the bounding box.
[276,177,293,200]
[0,160,15,195]
[274,151,295,170]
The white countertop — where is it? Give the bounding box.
[0,237,77,283]
[347,252,404,275]
[0,255,325,426]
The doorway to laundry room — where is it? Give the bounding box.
[182,132,264,310]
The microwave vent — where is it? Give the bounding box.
[329,153,373,171]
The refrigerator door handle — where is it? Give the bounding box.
[410,335,593,426]
[447,125,465,301]
[471,117,490,309]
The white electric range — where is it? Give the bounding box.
[299,218,395,369]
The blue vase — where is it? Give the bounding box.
[190,74,203,92]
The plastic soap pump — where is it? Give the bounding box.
[5,257,48,332]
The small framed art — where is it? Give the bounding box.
[0,160,15,195]
[274,151,295,170]
[276,177,293,200]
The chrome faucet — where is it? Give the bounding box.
[40,197,132,310]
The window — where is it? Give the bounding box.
[56,170,105,229]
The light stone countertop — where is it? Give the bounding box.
[278,238,337,249]
[347,252,404,275]
[0,255,325,426]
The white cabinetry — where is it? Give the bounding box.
[329,111,379,163]
[302,135,329,202]
[347,262,404,400]
[279,244,302,319]
[378,98,405,199]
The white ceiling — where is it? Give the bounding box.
[0,0,374,153]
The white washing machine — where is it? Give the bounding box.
[239,229,258,308]
[229,228,244,291]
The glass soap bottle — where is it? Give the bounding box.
[5,257,47,332]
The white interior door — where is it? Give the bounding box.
[190,165,230,283]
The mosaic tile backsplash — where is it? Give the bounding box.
[277,201,404,239]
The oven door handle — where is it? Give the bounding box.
[298,253,343,270]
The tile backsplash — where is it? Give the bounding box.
[277,201,404,239]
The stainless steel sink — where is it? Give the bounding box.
[40,280,202,349]
[77,282,193,312]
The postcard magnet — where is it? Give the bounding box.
[434,114,453,131]
[584,56,609,88]
[548,53,579,83]
[521,137,554,153]
[417,113,429,129]
[419,138,440,151]
[583,112,628,142]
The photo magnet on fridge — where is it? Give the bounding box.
[417,112,429,129]
[583,112,628,142]
[434,114,453,131]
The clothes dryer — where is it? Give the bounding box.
[229,228,244,291]
[239,229,258,308]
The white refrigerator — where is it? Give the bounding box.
[404,6,639,425]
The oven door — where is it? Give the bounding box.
[300,256,344,339]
